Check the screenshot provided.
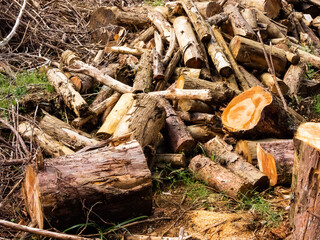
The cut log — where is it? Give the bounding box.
[46,68,89,117]
[39,112,99,150]
[229,36,287,75]
[176,111,220,125]
[149,89,212,102]
[189,155,252,199]
[18,122,74,157]
[204,136,269,190]
[173,67,201,79]
[159,98,195,153]
[105,46,144,56]
[241,8,258,30]
[173,16,203,68]
[221,86,298,138]
[207,13,228,26]
[132,51,153,93]
[187,124,217,142]
[153,31,165,81]
[283,63,306,98]
[62,50,133,93]
[180,0,211,43]
[23,140,152,229]
[91,85,114,108]
[224,4,256,39]
[259,73,289,96]
[113,94,165,147]
[148,10,172,43]
[290,122,320,240]
[238,0,282,19]
[295,48,320,69]
[131,26,155,47]
[65,72,97,94]
[156,153,187,167]
[97,93,135,137]
[238,66,264,88]
[257,140,294,186]
[178,99,214,113]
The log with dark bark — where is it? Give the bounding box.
[133,51,153,92]
[221,86,297,138]
[290,122,320,240]
[204,136,269,190]
[113,94,166,147]
[23,140,152,230]
[189,155,252,199]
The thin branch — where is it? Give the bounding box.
[0,0,27,47]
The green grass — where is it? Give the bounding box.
[0,71,53,117]
[145,0,164,6]
[313,94,320,113]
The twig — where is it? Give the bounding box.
[0,219,95,240]
[0,0,27,47]
[201,220,227,233]
[0,178,23,209]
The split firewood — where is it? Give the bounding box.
[149,89,212,102]
[187,124,217,142]
[257,140,294,186]
[113,94,165,147]
[153,31,165,81]
[159,98,195,153]
[39,112,99,150]
[290,122,320,240]
[259,73,289,96]
[46,68,89,117]
[178,99,214,113]
[180,0,211,43]
[18,122,74,157]
[23,140,152,229]
[204,136,269,189]
[211,26,250,91]
[173,16,203,68]
[97,93,135,137]
[105,46,144,56]
[224,4,256,39]
[131,26,155,47]
[156,153,187,167]
[221,86,298,138]
[283,63,306,99]
[189,155,253,199]
[238,0,282,19]
[176,111,220,124]
[148,10,172,43]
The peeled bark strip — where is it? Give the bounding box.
[283,63,306,97]
[62,50,133,94]
[46,68,89,117]
[238,0,282,19]
[189,155,252,199]
[260,73,289,96]
[180,0,211,43]
[221,86,296,138]
[18,122,74,157]
[174,16,203,68]
[148,10,172,43]
[160,98,195,153]
[113,94,165,147]
[204,136,269,189]
[23,140,152,229]
[156,154,187,167]
[133,51,153,92]
[224,4,255,39]
[229,36,287,75]
[97,93,135,137]
[257,140,294,186]
[39,113,99,150]
[291,122,320,240]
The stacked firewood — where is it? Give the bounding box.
[17,0,320,237]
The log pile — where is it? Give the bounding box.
[14,0,320,233]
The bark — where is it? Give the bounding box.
[18,122,74,157]
[189,155,252,199]
[241,8,258,30]
[204,136,269,190]
[133,51,153,92]
[39,112,99,150]
[46,68,89,117]
[176,111,220,124]
[105,46,144,56]
[66,72,97,94]
[224,4,256,39]
[23,140,152,229]
[207,13,228,26]
[295,48,320,69]
[180,0,211,43]
[291,122,320,240]
[153,31,165,81]
[187,124,217,142]
[113,94,166,147]
[148,10,172,43]
[300,17,320,50]
[239,66,264,88]
[173,16,203,68]
[97,93,135,137]
[149,89,212,102]
[257,140,294,186]
[174,67,201,79]
[238,0,282,19]
[283,63,306,97]
[159,98,195,153]
[131,26,155,47]
[260,73,289,96]
[178,99,214,113]
[229,36,287,75]
[156,153,187,167]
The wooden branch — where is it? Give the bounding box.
[238,0,282,19]
[148,10,172,43]
[178,99,214,113]
[260,73,289,96]
[295,48,320,69]
[176,111,219,124]
[238,66,264,88]
[187,124,217,142]
[0,219,93,240]
[105,46,144,56]
[283,63,306,98]
[149,89,212,101]
[133,51,153,92]
[162,28,177,66]
[207,13,228,26]
[131,26,155,47]
[156,154,187,167]
[153,31,165,81]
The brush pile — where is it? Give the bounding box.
[1,0,320,238]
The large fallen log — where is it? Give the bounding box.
[204,136,269,190]
[189,155,252,199]
[221,86,297,138]
[290,122,320,240]
[46,68,89,117]
[23,140,152,230]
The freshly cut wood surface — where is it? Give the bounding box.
[23,140,152,229]
[260,73,289,96]
[189,155,252,199]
